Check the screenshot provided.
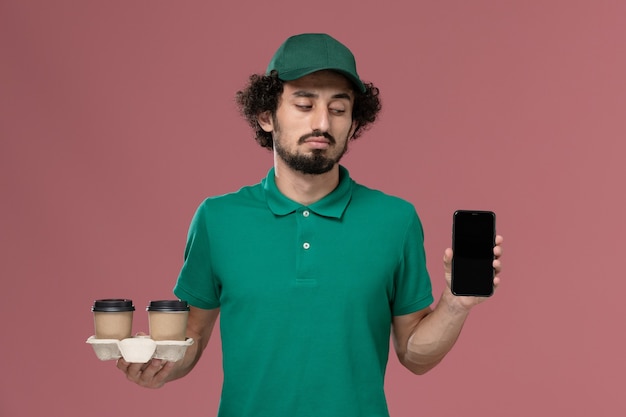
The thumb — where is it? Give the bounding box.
[443,248,453,281]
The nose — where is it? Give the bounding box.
[310,107,330,133]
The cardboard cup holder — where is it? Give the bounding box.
[86,335,193,363]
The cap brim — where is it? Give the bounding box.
[277,67,366,93]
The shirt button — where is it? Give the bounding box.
[303,242,310,250]
[303,210,310,217]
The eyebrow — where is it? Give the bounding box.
[292,90,353,100]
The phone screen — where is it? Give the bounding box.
[451,210,496,297]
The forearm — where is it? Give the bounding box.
[161,332,206,382]
[162,307,218,382]
[404,290,470,374]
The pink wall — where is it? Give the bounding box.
[1,1,624,415]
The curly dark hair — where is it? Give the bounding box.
[235,71,381,149]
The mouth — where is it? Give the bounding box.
[304,137,330,144]
[303,137,331,149]
[305,140,330,149]
[299,131,336,149]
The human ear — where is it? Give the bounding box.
[348,120,358,139]
[257,111,274,133]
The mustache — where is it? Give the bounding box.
[298,130,336,145]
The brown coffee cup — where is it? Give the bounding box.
[92,299,135,339]
[147,300,189,341]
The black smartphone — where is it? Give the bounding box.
[451,210,496,297]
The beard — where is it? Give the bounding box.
[272,120,349,175]
[276,146,341,175]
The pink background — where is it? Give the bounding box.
[1,1,624,416]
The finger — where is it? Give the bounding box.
[116,358,143,379]
[492,276,501,291]
[493,259,502,275]
[126,363,146,383]
[138,359,165,381]
[493,235,503,257]
[116,358,129,372]
[443,248,452,273]
[150,360,176,387]
[443,248,453,265]
[137,359,174,388]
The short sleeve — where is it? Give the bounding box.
[173,201,221,309]
[392,210,434,316]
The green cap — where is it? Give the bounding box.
[266,33,366,93]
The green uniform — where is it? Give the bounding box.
[174,166,433,417]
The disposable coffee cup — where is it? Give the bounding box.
[92,299,135,340]
[147,300,189,341]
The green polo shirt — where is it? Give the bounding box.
[173,166,433,417]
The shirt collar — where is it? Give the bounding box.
[263,165,353,219]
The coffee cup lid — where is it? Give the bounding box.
[92,299,135,312]
[147,300,189,312]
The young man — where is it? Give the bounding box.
[117,33,503,416]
